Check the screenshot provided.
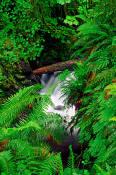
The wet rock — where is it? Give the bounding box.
[54,105,65,110]
[20,60,32,75]
[20,60,41,85]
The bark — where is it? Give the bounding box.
[73,0,78,12]
[64,3,68,16]
[32,59,79,74]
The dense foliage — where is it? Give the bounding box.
[0,0,90,103]
[0,0,116,174]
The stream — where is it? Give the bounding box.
[39,71,80,136]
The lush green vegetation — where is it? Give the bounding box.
[0,0,116,174]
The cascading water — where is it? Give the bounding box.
[39,71,80,136]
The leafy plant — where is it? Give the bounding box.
[58,0,116,174]
[0,84,65,175]
[64,16,79,26]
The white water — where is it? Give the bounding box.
[39,71,79,135]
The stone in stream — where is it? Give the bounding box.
[54,105,65,111]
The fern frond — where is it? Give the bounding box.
[38,152,63,175]
[0,150,15,175]
[0,84,43,127]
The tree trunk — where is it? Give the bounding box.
[32,59,78,74]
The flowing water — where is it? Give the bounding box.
[39,71,80,136]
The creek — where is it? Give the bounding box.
[38,71,80,136]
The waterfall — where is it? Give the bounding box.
[39,71,80,136]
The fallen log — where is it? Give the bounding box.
[32,59,78,74]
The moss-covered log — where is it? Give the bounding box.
[32,59,78,74]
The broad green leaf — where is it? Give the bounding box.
[57,0,71,5]
[110,116,116,121]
